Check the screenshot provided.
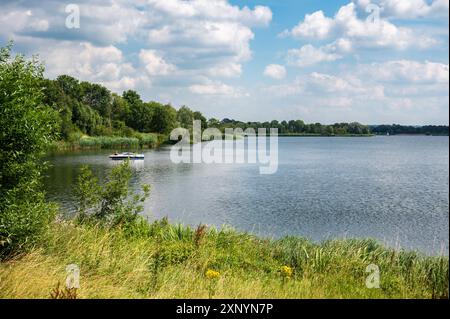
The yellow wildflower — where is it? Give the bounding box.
[205,269,220,279]
[281,265,293,278]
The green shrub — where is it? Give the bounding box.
[134,133,158,148]
[74,161,150,228]
[0,43,59,258]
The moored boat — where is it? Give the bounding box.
[109,152,145,160]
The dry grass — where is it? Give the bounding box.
[0,221,448,299]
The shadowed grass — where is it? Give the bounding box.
[0,220,448,299]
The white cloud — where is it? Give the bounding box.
[139,49,176,76]
[148,0,272,26]
[189,81,237,95]
[38,41,145,92]
[358,60,449,83]
[287,11,334,39]
[264,64,287,79]
[266,59,448,99]
[355,0,449,19]
[0,0,272,92]
[0,9,49,34]
[287,44,342,67]
[282,2,437,50]
[208,63,242,78]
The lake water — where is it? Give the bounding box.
[44,136,449,256]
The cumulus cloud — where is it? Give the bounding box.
[147,0,272,26]
[0,8,50,35]
[189,81,244,96]
[282,11,334,39]
[0,0,272,99]
[259,60,448,124]
[207,63,242,78]
[263,64,287,79]
[287,38,352,67]
[282,2,437,50]
[37,41,144,92]
[355,0,449,19]
[263,59,448,104]
[357,60,449,83]
[139,49,176,76]
[287,45,341,67]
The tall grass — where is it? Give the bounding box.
[76,133,158,149]
[0,220,447,299]
[79,136,140,149]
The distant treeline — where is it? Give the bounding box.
[211,118,371,135]
[43,75,371,140]
[370,124,449,136]
[43,75,447,141]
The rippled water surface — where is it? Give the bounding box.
[44,136,449,255]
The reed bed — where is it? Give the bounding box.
[77,134,158,149]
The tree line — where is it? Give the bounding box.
[370,124,449,136]
[43,75,374,140]
[45,75,449,139]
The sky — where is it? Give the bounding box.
[0,0,449,125]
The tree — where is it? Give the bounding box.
[208,118,221,128]
[80,82,112,127]
[43,79,74,140]
[122,90,142,107]
[56,75,82,99]
[149,103,177,134]
[72,100,103,135]
[111,93,130,122]
[193,111,207,129]
[0,43,59,257]
[123,90,149,131]
[74,162,150,227]
[177,106,194,128]
[127,101,154,132]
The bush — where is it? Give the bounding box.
[134,133,158,148]
[74,161,150,229]
[0,43,59,258]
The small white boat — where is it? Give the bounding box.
[109,152,145,160]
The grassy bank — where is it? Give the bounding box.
[0,220,448,299]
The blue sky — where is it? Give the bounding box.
[1,0,448,124]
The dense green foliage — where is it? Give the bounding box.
[0,43,59,257]
[43,75,182,144]
[370,124,449,136]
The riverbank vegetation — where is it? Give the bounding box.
[50,133,161,151]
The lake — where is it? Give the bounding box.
[44,136,449,256]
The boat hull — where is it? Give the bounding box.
[109,155,145,160]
